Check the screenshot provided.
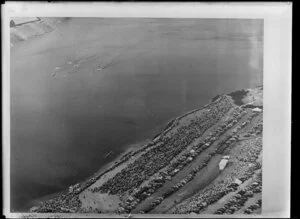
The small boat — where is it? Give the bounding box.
[104,150,114,159]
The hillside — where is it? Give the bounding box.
[31,86,263,215]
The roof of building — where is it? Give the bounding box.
[219,159,229,170]
[234,178,242,185]
[252,107,262,112]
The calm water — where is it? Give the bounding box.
[10,18,263,211]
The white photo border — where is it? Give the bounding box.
[2,2,292,218]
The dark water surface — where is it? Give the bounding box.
[10,18,263,211]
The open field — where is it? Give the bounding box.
[32,86,263,215]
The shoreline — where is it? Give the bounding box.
[32,107,208,211]
[30,85,263,213]
[29,117,175,211]
[30,106,205,211]
[30,141,144,210]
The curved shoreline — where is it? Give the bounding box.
[29,117,175,211]
[30,86,263,213]
[29,95,217,212]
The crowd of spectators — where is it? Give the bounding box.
[33,94,263,214]
[124,108,255,213]
[173,136,262,214]
[214,175,262,214]
[92,96,234,195]
[34,193,81,213]
[244,199,262,214]
[122,108,257,213]
[118,104,259,213]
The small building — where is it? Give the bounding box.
[219,159,229,170]
[234,178,242,185]
[252,107,262,112]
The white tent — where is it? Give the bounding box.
[234,178,242,185]
[219,159,229,170]
[252,107,262,112]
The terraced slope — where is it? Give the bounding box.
[32,86,263,215]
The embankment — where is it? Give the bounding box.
[10,17,67,47]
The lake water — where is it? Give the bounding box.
[10,18,263,212]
